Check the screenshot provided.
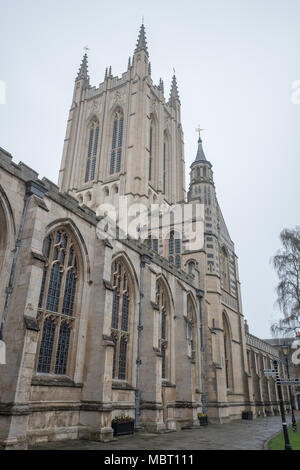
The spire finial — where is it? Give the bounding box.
[134,22,149,56]
[76,50,90,82]
[193,127,207,163]
[168,72,180,106]
[195,125,205,142]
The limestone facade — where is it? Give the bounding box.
[0,25,291,449]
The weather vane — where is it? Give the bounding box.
[195,125,205,139]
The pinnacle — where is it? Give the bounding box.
[169,73,180,105]
[134,23,149,56]
[76,53,89,82]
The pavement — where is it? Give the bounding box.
[29,414,300,450]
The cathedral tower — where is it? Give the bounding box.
[58,24,186,213]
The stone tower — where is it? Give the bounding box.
[58,24,186,213]
[186,136,249,422]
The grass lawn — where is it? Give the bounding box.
[268,421,300,450]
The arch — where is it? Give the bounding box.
[186,292,199,389]
[222,311,233,390]
[167,230,181,267]
[156,276,172,380]
[0,186,16,313]
[220,245,230,292]
[109,106,124,175]
[35,224,85,376]
[155,273,175,309]
[110,253,138,383]
[46,218,91,283]
[84,116,100,183]
[149,113,158,183]
[111,251,140,295]
[163,129,170,196]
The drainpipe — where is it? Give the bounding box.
[0,180,47,341]
[135,253,151,429]
[196,289,206,414]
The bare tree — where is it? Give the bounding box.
[271,226,300,336]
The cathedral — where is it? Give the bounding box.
[0,24,289,449]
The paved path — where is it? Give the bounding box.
[30,414,299,450]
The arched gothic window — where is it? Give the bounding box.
[0,202,8,275]
[85,119,99,182]
[110,109,124,175]
[169,231,181,268]
[221,246,230,292]
[223,313,233,390]
[196,167,200,178]
[111,259,132,380]
[163,133,168,194]
[188,260,196,275]
[187,296,196,360]
[36,229,79,375]
[156,280,170,379]
[149,119,154,181]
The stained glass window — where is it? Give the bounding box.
[55,322,71,375]
[110,110,124,175]
[36,229,78,375]
[111,259,131,380]
[37,318,56,373]
[156,280,169,380]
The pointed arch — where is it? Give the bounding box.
[85,116,100,183]
[0,186,16,313]
[220,245,230,292]
[110,253,138,382]
[46,218,91,283]
[156,275,172,380]
[149,112,158,183]
[186,293,197,359]
[166,230,181,268]
[163,129,170,197]
[109,106,124,175]
[35,223,86,376]
[222,311,233,390]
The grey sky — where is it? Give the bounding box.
[1,0,300,338]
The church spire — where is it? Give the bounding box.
[76,53,89,82]
[134,22,149,56]
[194,136,207,163]
[168,73,180,106]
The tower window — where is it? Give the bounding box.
[85,120,99,182]
[149,124,153,180]
[110,110,124,175]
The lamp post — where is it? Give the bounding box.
[282,345,297,433]
[273,359,292,450]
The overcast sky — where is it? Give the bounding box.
[1,0,300,338]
